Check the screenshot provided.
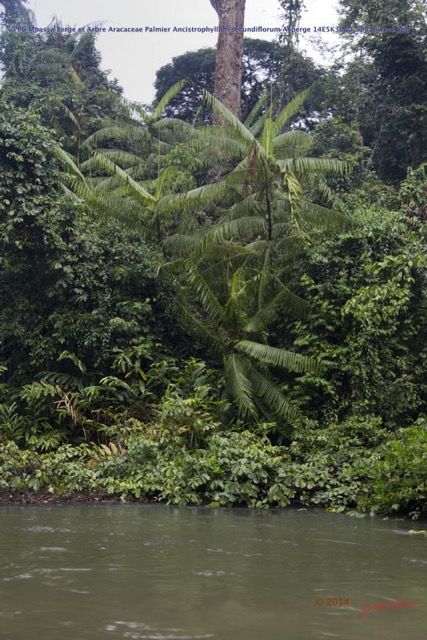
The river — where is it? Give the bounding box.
[0,505,426,639]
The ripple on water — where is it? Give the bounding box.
[402,557,427,565]
[24,526,74,533]
[192,570,230,576]
[105,621,214,639]
[34,567,92,574]
[206,547,262,557]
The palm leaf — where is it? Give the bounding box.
[89,153,156,205]
[185,263,225,324]
[56,103,81,132]
[162,234,203,256]
[190,130,248,159]
[271,89,309,138]
[174,300,230,353]
[204,216,267,245]
[81,125,152,151]
[244,286,307,333]
[167,179,232,210]
[277,157,350,175]
[273,129,312,152]
[244,90,268,129]
[300,201,350,231]
[71,31,97,58]
[203,90,260,151]
[224,353,256,417]
[151,79,187,120]
[248,368,300,420]
[54,145,85,180]
[152,117,199,140]
[235,340,320,374]
[83,149,144,169]
[261,117,275,159]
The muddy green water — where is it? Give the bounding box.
[0,505,426,639]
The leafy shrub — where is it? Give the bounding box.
[356,418,427,519]
[289,204,426,428]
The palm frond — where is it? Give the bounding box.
[162,234,203,257]
[151,79,187,120]
[226,193,260,220]
[271,89,309,138]
[277,157,350,175]
[68,178,145,223]
[224,353,256,417]
[273,130,312,152]
[248,368,300,420]
[300,201,350,231]
[167,179,232,210]
[54,145,85,180]
[35,50,70,64]
[244,286,307,333]
[83,149,144,169]
[152,117,198,140]
[190,130,248,159]
[235,340,320,374]
[89,153,156,205]
[154,166,180,199]
[224,268,250,328]
[204,216,267,245]
[55,102,81,132]
[81,125,152,151]
[174,299,229,353]
[185,263,225,324]
[244,90,268,129]
[249,109,268,139]
[261,117,275,160]
[203,90,259,150]
[71,31,96,58]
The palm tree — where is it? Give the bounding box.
[53,81,193,237]
[163,91,350,291]
[162,90,349,423]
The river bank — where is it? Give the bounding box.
[0,491,130,505]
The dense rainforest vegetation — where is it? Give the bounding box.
[0,0,426,517]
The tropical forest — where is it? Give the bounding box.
[0,0,426,520]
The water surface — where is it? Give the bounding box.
[0,505,426,639]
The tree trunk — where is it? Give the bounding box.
[210,0,246,121]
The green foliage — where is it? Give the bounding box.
[311,117,371,192]
[162,92,347,424]
[0,376,425,518]
[0,103,179,384]
[357,419,427,519]
[399,162,427,231]
[289,203,426,427]
[0,18,126,153]
[0,1,425,521]
[328,0,427,182]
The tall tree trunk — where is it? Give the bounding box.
[210,0,246,121]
